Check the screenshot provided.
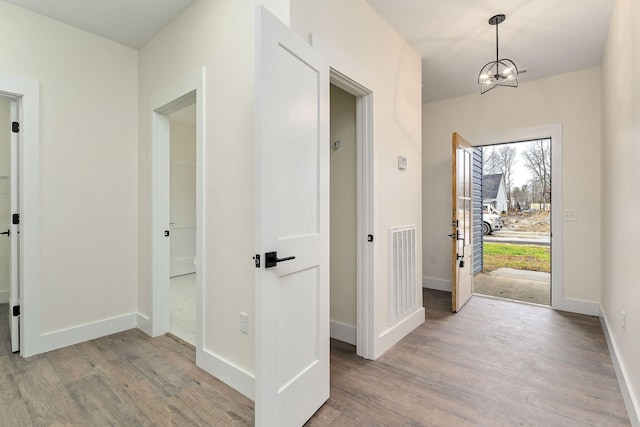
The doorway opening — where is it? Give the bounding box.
[328,70,374,360]
[167,104,197,345]
[0,95,17,353]
[150,69,204,362]
[329,84,357,351]
[0,73,40,358]
[473,139,551,306]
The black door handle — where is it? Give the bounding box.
[265,251,296,268]
[0,229,9,236]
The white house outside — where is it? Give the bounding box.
[482,173,508,213]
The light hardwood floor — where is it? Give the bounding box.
[0,290,631,426]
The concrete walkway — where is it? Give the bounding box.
[474,268,550,305]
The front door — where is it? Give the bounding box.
[254,6,330,427]
[451,133,473,312]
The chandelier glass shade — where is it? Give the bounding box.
[478,14,519,94]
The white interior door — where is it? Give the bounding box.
[255,6,329,427]
[9,99,19,352]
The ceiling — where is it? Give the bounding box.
[3,0,615,102]
[3,0,195,48]
[367,0,615,102]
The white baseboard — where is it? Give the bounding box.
[136,313,152,336]
[39,313,138,354]
[136,312,254,401]
[423,276,451,292]
[600,308,640,427]
[330,320,356,345]
[197,348,255,401]
[375,307,425,359]
[0,289,8,304]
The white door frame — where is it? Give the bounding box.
[149,69,205,357]
[470,123,595,315]
[0,72,40,357]
[9,98,19,352]
[329,69,375,360]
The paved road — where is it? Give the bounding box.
[484,231,550,246]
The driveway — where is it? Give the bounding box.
[484,230,550,246]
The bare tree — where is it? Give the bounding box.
[522,139,551,209]
[511,186,525,210]
[512,184,535,210]
[495,146,517,209]
[483,147,500,175]
[483,145,517,210]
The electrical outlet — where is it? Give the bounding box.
[240,312,249,334]
[622,310,626,331]
[563,211,577,221]
[430,255,437,264]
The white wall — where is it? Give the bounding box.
[601,0,640,421]
[138,0,289,379]
[169,118,196,277]
[139,0,422,381]
[0,97,9,303]
[291,0,424,357]
[0,2,138,341]
[329,84,357,338]
[170,117,196,161]
[423,68,602,304]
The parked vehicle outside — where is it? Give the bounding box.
[482,212,504,235]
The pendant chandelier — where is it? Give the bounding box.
[478,14,518,94]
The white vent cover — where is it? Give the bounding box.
[390,226,417,322]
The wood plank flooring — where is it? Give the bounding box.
[0,304,254,426]
[0,291,631,426]
[308,290,630,426]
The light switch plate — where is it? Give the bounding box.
[398,155,407,170]
[240,312,249,334]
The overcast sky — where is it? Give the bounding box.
[510,140,534,188]
[486,139,550,189]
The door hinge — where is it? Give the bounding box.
[12,213,19,225]
[12,305,19,316]
[253,254,261,268]
[367,234,374,242]
[11,122,19,133]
